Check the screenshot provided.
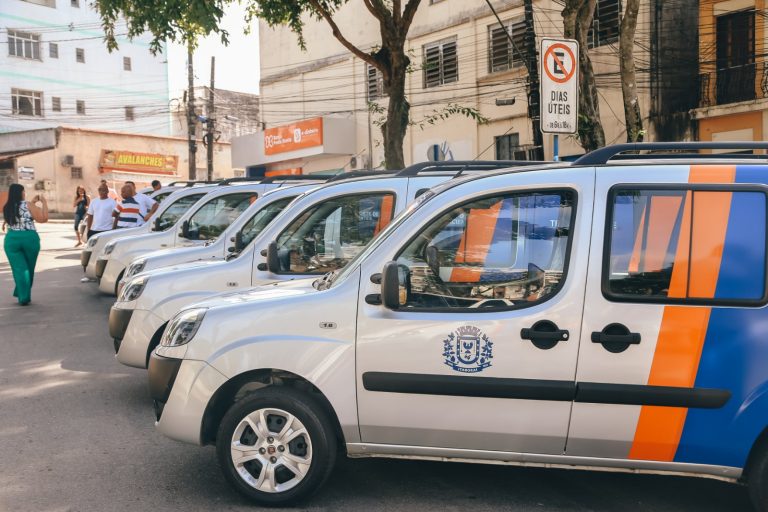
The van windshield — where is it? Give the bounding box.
[236,196,296,255]
[154,193,206,231]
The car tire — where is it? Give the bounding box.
[113,337,121,354]
[749,440,768,511]
[216,386,337,506]
[114,270,124,296]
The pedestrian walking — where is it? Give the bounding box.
[2,184,48,305]
[113,184,147,229]
[73,186,90,247]
[126,180,158,221]
[85,183,117,239]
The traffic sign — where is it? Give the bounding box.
[540,38,579,134]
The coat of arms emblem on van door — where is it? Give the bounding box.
[442,326,493,373]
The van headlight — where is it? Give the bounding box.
[126,259,147,278]
[119,276,148,302]
[103,241,116,256]
[87,237,98,248]
[160,308,207,347]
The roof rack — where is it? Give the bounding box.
[168,180,221,187]
[574,142,768,166]
[395,160,547,177]
[326,170,394,182]
[259,174,339,184]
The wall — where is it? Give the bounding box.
[0,0,170,135]
[257,0,656,169]
[12,127,234,214]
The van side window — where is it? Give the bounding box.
[239,197,295,249]
[275,193,395,274]
[395,190,574,310]
[185,193,257,241]
[605,187,767,304]
[155,193,206,231]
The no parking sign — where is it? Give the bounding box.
[540,38,579,134]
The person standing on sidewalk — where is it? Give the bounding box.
[112,184,146,229]
[85,184,116,239]
[72,186,90,247]
[126,181,158,222]
[2,184,48,305]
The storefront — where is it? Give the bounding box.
[232,116,358,176]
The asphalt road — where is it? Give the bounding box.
[0,223,755,512]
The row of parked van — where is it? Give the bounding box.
[83,143,768,509]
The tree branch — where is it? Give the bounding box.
[400,0,422,38]
[393,0,402,23]
[307,0,379,68]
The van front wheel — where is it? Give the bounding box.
[750,441,768,511]
[216,387,337,506]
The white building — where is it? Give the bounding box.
[0,0,171,136]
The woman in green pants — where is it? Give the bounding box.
[2,184,48,305]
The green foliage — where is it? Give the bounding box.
[412,104,489,130]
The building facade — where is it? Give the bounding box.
[692,0,768,144]
[0,126,236,214]
[236,0,694,174]
[0,0,171,136]
[170,86,261,144]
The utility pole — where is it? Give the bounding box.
[523,0,544,160]
[206,56,215,181]
[186,41,197,180]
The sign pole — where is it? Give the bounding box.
[553,134,559,162]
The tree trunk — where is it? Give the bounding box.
[379,47,410,170]
[562,0,606,151]
[620,0,643,142]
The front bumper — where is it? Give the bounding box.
[95,258,108,279]
[81,250,91,270]
[108,306,133,342]
[98,260,125,295]
[116,308,165,369]
[150,354,228,446]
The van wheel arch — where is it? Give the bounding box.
[200,369,346,451]
[145,322,168,367]
[745,427,768,511]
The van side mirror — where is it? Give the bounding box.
[234,231,244,252]
[381,261,410,310]
[425,245,440,276]
[153,218,161,231]
[181,220,190,238]
[266,241,280,273]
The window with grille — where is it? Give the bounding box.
[495,133,521,160]
[488,18,526,73]
[8,30,41,60]
[366,64,385,101]
[76,100,85,115]
[423,38,458,88]
[71,0,80,6]
[52,97,61,112]
[588,0,621,48]
[12,89,43,117]
[70,167,83,179]
[125,106,135,121]
[49,42,58,59]
[123,56,132,71]
[76,48,85,63]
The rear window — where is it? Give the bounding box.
[604,185,768,305]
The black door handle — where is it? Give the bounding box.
[521,320,569,350]
[591,323,641,353]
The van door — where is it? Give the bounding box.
[355,168,595,454]
[567,165,768,471]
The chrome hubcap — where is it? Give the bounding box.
[230,408,312,493]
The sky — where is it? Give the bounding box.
[166,4,260,99]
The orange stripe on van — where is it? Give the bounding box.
[374,195,395,235]
[628,165,734,462]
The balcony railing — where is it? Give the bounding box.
[699,62,768,107]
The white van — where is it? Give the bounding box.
[110,162,527,369]
[96,178,328,295]
[81,184,215,279]
[147,143,768,511]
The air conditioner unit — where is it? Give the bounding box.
[61,155,74,166]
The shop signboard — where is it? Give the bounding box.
[264,118,323,156]
[99,149,179,175]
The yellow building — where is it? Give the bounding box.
[693,0,767,144]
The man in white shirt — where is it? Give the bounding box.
[85,184,117,239]
[126,181,158,222]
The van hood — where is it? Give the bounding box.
[138,259,226,279]
[188,277,318,309]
